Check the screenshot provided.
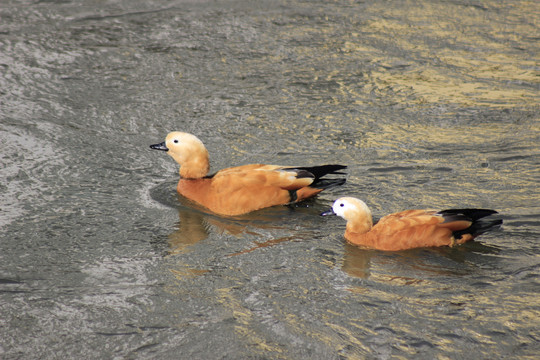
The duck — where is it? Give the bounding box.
[150,131,347,216]
[322,197,502,251]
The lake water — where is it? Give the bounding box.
[1,0,539,359]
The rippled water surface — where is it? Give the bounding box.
[1,0,539,358]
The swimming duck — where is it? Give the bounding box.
[322,197,502,251]
[150,131,346,216]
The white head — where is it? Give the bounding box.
[322,197,373,234]
[331,197,371,219]
[150,131,210,178]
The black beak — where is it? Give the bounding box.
[321,209,335,216]
[150,142,168,151]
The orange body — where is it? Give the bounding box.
[177,164,324,216]
[345,209,473,251]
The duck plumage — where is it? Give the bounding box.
[322,197,502,251]
[151,132,346,216]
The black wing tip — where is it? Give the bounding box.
[437,208,499,221]
[453,218,503,239]
[294,169,316,180]
[293,164,348,179]
[318,164,348,174]
[438,209,503,239]
[312,178,346,190]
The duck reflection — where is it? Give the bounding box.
[341,243,376,279]
[167,194,295,255]
[341,239,502,280]
[167,208,209,254]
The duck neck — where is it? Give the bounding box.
[346,216,373,235]
[179,154,209,179]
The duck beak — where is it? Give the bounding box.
[150,142,168,151]
[320,209,335,216]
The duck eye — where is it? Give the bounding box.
[339,203,344,207]
[173,139,179,143]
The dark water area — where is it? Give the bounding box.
[1,0,539,358]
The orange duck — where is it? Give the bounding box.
[150,132,346,216]
[322,197,502,251]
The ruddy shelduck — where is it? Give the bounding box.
[150,131,347,216]
[322,197,502,251]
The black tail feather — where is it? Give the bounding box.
[290,164,346,183]
[437,208,499,221]
[291,164,347,189]
[312,178,347,190]
[437,208,502,240]
[293,165,347,179]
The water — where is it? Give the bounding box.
[1,0,539,358]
